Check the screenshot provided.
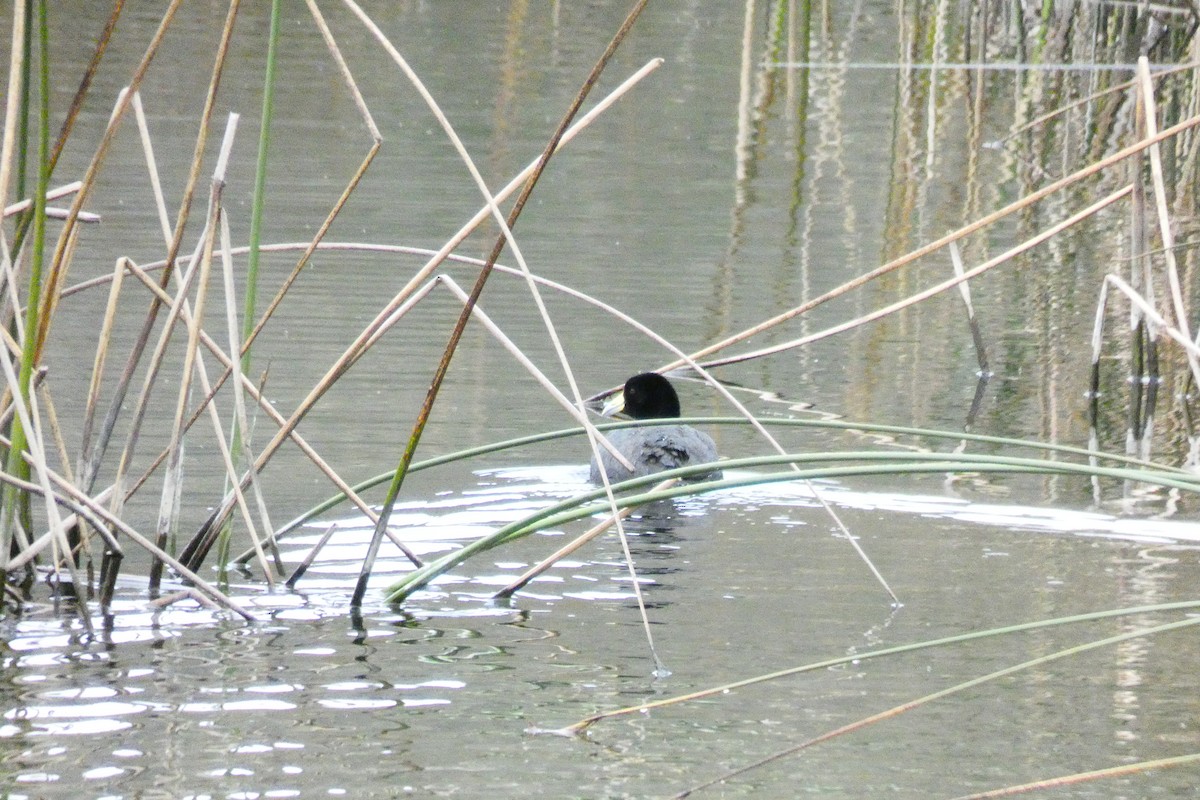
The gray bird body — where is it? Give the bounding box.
[589,373,723,484]
[589,424,722,483]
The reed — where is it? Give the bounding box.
[0,0,1195,753]
[0,1,664,612]
[0,2,1196,795]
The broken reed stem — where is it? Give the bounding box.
[2,180,81,217]
[284,523,338,588]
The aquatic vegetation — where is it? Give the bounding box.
[1,2,1199,794]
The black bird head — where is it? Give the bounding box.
[617,372,682,419]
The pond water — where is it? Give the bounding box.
[3,2,1200,798]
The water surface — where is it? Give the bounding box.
[3,2,1200,798]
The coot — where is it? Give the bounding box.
[589,372,722,483]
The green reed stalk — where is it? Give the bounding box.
[13,0,31,221]
[213,0,280,574]
[243,0,279,360]
[3,0,50,548]
[244,414,1195,569]
[382,451,1200,603]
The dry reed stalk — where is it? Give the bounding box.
[36,381,70,486]
[1136,58,1198,384]
[945,753,1200,800]
[182,59,664,569]
[0,1,30,213]
[78,0,234,494]
[151,115,238,591]
[658,112,1200,375]
[111,260,416,571]
[949,241,990,375]
[34,379,97,572]
[175,319,274,582]
[15,206,97,223]
[132,92,175,245]
[107,230,208,520]
[44,1,124,171]
[24,382,80,583]
[149,588,219,610]
[217,206,280,580]
[77,257,127,473]
[695,184,1135,369]
[287,57,662,378]
[284,523,338,588]
[2,181,81,217]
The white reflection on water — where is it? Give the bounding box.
[295,465,1200,584]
